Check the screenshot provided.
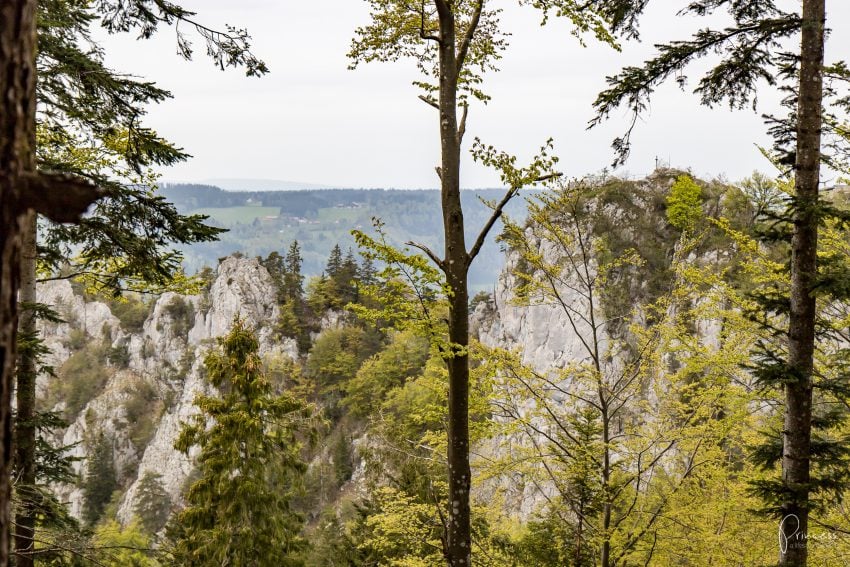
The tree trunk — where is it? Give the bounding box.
[13,213,37,567]
[0,1,39,564]
[600,405,611,567]
[781,1,825,565]
[435,4,472,566]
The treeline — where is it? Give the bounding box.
[161,183,531,220]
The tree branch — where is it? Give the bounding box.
[467,172,561,264]
[457,101,469,144]
[20,172,103,223]
[456,0,484,73]
[418,94,440,109]
[406,240,444,269]
[419,0,441,42]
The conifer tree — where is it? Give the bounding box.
[284,241,305,301]
[325,244,343,280]
[1,2,100,563]
[171,319,309,566]
[10,2,266,563]
[81,432,117,527]
[590,2,847,563]
[132,471,171,535]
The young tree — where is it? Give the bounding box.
[590,2,844,563]
[346,2,640,560]
[81,432,118,527]
[491,180,698,566]
[132,471,172,535]
[171,318,309,566]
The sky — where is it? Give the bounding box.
[96,1,850,189]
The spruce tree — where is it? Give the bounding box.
[81,432,117,527]
[284,241,305,302]
[171,319,309,566]
[132,471,171,535]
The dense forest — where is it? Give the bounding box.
[0,1,848,567]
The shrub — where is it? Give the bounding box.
[122,379,164,453]
[55,347,110,419]
[163,296,195,337]
[109,296,152,333]
[666,175,704,231]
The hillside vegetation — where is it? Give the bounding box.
[160,184,534,291]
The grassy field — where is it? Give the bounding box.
[191,206,280,225]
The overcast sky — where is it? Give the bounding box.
[97,1,850,189]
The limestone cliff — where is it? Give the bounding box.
[37,257,297,522]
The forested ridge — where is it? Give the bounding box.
[0,0,848,566]
[157,184,532,289]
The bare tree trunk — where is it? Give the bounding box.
[435,5,472,565]
[0,2,39,564]
[781,1,825,565]
[600,405,611,567]
[14,213,37,567]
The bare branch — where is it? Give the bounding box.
[457,101,469,144]
[456,0,484,73]
[20,172,103,223]
[406,240,444,269]
[467,172,561,264]
[419,0,441,42]
[418,94,440,109]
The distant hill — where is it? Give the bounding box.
[160,183,537,292]
[199,178,332,191]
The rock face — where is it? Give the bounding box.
[472,234,598,374]
[37,257,297,523]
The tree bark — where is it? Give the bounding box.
[434,3,472,565]
[13,213,37,567]
[1,3,99,564]
[0,1,39,564]
[781,1,825,565]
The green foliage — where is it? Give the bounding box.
[353,487,444,567]
[122,379,164,454]
[666,174,705,231]
[306,327,379,393]
[52,342,111,419]
[169,318,310,566]
[262,242,314,352]
[93,520,161,566]
[331,433,354,486]
[107,342,130,369]
[132,472,172,535]
[81,432,117,526]
[344,329,430,417]
[162,295,194,337]
[107,295,152,333]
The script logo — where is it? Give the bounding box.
[779,514,802,554]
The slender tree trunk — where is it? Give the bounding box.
[14,213,37,567]
[781,1,825,565]
[0,1,39,565]
[600,406,611,567]
[435,5,472,565]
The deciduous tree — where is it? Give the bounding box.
[346,2,642,560]
[590,2,846,563]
